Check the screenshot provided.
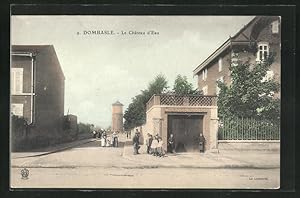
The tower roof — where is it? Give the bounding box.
[112,101,123,106]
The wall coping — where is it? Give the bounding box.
[218,140,280,143]
[146,105,217,113]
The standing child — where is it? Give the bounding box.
[157,137,165,157]
[150,136,159,156]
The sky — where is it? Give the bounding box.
[11,15,255,128]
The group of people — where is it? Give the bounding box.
[132,129,166,157]
[132,128,206,155]
[93,129,119,147]
[146,133,166,157]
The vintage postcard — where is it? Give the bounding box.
[10,14,280,189]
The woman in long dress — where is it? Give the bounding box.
[151,136,159,156]
[101,136,106,147]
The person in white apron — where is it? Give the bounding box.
[101,137,106,147]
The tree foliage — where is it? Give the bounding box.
[124,74,168,130]
[173,74,199,95]
[78,122,93,133]
[217,53,280,121]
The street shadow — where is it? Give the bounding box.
[12,139,85,153]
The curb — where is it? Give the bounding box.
[12,139,97,159]
[121,140,279,169]
[11,164,279,169]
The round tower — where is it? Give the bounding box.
[112,101,124,132]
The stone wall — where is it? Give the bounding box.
[218,140,280,151]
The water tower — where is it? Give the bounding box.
[112,101,124,132]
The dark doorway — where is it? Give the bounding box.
[168,114,203,152]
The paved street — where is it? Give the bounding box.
[11,136,280,189]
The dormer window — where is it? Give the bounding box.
[256,42,269,62]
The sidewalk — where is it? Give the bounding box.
[122,139,280,169]
[11,138,97,159]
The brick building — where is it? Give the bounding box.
[11,45,69,150]
[193,16,281,96]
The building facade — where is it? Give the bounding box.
[193,16,281,96]
[11,45,66,150]
[143,95,218,153]
[111,101,124,132]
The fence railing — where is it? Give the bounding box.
[146,94,218,111]
[218,117,280,140]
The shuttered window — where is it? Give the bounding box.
[11,68,23,94]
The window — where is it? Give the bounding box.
[11,103,23,117]
[218,58,222,72]
[202,85,208,95]
[272,20,279,34]
[256,42,269,62]
[202,68,208,81]
[261,70,274,82]
[231,52,239,66]
[11,68,23,94]
[216,76,224,95]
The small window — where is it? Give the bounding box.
[202,85,208,95]
[216,85,220,95]
[218,58,222,72]
[11,103,24,117]
[216,76,224,95]
[202,68,208,81]
[272,20,279,34]
[231,52,239,66]
[11,68,24,94]
[256,42,269,62]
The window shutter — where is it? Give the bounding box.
[272,20,279,34]
[11,68,23,94]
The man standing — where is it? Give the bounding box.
[168,133,176,153]
[92,130,97,138]
[199,133,205,153]
[133,129,140,155]
[146,133,153,154]
[112,131,119,147]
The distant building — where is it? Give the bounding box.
[193,16,281,96]
[11,45,67,149]
[111,101,123,132]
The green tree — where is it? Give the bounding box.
[217,53,280,121]
[124,74,168,130]
[78,122,93,134]
[173,74,198,95]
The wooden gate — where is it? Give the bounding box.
[167,114,203,152]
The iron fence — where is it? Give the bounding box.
[218,117,280,140]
